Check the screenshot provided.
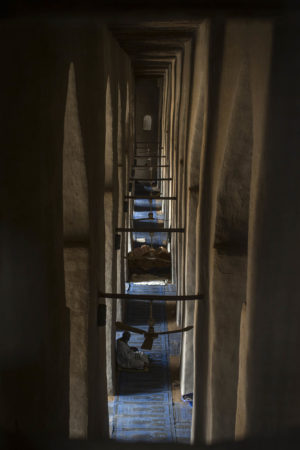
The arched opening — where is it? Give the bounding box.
[143,114,152,131]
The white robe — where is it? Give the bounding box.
[116,339,149,369]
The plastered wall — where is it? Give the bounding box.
[186,16,300,445]
[0,20,134,439]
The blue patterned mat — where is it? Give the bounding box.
[111,181,190,442]
[109,285,191,443]
[133,199,162,211]
[133,198,167,247]
[133,210,164,221]
[132,231,168,248]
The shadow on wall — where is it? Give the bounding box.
[105,76,118,397]
[63,62,90,439]
[210,59,253,441]
[214,60,253,254]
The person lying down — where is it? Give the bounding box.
[128,245,171,274]
[116,331,150,370]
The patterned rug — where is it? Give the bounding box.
[109,284,192,443]
[133,198,167,248]
[133,198,162,212]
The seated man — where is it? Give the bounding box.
[116,331,149,370]
[151,182,160,196]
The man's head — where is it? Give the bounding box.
[122,331,130,342]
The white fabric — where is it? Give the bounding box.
[116,339,149,369]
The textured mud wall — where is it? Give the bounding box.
[63,63,90,438]
[181,25,209,397]
[116,80,129,321]
[237,16,300,438]
[172,50,183,298]
[0,20,133,439]
[177,41,193,397]
[190,19,276,444]
[207,24,254,442]
[71,26,110,438]
[166,60,180,296]
[71,25,133,405]
[189,15,300,444]
[177,41,192,304]
[104,75,117,397]
[64,247,89,438]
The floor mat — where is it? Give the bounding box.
[109,284,191,442]
[132,231,168,248]
[133,198,162,211]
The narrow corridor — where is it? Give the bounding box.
[109,117,192,441]
[2,9,300,448]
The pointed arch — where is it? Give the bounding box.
[143,114,152,131]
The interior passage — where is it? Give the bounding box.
[2,9,300,449]
[109,284,192,442]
